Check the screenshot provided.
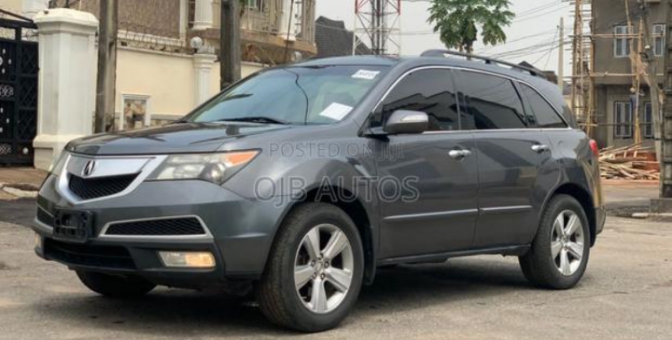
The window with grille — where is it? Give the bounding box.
[614,26,631,58]
[653,24,666,57]
[614,102,633,139]
[188,0,195,28]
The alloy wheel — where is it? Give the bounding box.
[294,223,354,314]
[551,210,585,276]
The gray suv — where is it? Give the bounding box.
[33,50,605,332]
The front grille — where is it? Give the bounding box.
[105,218,206,236]
[44,239,135,269]
[36,207,54,226]
[68,173,137,200]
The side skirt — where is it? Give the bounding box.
[377,244,531,266]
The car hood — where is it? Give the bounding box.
[67,122,290,155]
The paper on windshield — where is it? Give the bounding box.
[319,103,353,121]
[352,69,380,80]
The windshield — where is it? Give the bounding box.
[184,65,389,125]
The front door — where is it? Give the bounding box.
[371,68,478,259]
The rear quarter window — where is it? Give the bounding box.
[520,84,568,128]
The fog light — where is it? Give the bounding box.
[34,233,42,250]
[159,251,215,268]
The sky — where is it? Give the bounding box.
[315,0,574,77]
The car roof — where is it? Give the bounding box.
[292,55,570,124]
[296,55,550,86]
[295,55,401,67]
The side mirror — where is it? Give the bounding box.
[384,110,429,135]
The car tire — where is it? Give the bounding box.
[76,270,156,298]
[257,203,364,332]
[519,194,591,290]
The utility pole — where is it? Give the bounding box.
[635,18,645,144]
[588,16,596,138]
[220,0,241,90]
[572,0,588,127]
[657,0,672,205]
[95,0,118,133]
[640,0,663,160]
[571,0,580,123]
[625,0,643,143]
[559,17,564,91]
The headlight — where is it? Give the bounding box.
[49,151,69,176]
[147,151,259,184]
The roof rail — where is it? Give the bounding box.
[420,49,547,80]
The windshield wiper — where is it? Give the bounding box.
[217,116,291,125]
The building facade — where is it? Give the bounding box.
[6,0,316,129]
[592,0,666,148]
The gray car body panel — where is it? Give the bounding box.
[35,55,605,284]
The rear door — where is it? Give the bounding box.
[373,68,479,258]
[455,70,560,248]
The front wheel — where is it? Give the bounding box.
[519,195,591,289]
[257,203,364,332]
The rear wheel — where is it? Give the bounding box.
[76,270,156,298]
[257,203,364,332]
[519,195,591,289]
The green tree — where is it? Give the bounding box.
[428,0,515,54]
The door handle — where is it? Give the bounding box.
[449,149,472,159]
[531,144,549,153]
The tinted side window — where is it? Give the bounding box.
[371,69,459,131]
[520,84,567,128]
[457,71,527,130]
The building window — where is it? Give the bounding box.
[614,101,632,139]
[614,25,631,58]
[654,24,666,57]
[120,94,152,131]
[247,0,264,10]
[644,102,655,139]
[188,0,195,29]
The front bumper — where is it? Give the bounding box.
[34,232,228,289]
[34,174,290,285]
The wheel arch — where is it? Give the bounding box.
[543,183,597,246]
[267,185,378,286]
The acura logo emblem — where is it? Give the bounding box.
[82,160,96,177]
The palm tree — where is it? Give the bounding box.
[428,0,515,55]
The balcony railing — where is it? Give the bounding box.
[212,0,315,44]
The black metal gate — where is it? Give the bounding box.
[0,17,38,166]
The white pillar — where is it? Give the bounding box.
[22,0,50,19]
[194,52,217,106]
[278,0,296,41]
[32,9,98,170]
[179,0,189,39]
[193,0,214,30]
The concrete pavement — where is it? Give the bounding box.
[602,180,660,216]
[0,175,668,339]
[0,216,670,340]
